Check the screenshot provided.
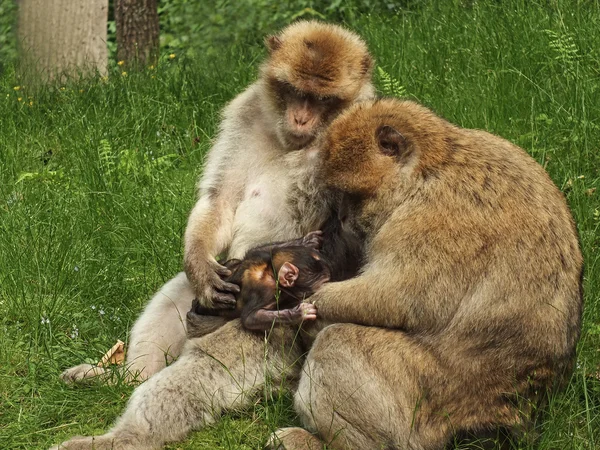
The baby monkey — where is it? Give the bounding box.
[186,232,331,337]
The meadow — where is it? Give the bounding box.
[0,1,599,448]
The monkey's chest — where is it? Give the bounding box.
[230,166,328,254]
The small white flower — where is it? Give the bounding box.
[99,309,105,316]
[41,317,50,325]
[91,305,96,310]
[74,266,80,272]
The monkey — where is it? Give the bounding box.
[265,98,583,450]
[186,219,363,338]
[185,244,327,337]
[59,20,374,385]
[50,22,375,450]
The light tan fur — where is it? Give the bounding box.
[53,22,374,450]
[269,99,583,449]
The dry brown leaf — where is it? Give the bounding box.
[98,340,126,367]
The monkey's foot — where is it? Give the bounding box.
[265,427,324,450]
[49,433,154,450]
[60,364,107,383]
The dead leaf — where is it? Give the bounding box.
[98,340,125,367]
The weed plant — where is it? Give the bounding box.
[0,1,599,448]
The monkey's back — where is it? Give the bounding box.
[381,111,582,411]
[337,99,583,411]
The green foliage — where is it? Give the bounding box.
[1,0,600,449]
[376,66,407,97]
[157,0,411,57]
[0,0,17,68]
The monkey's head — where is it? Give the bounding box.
[319,99,453,199]
[262,21,374,150]
[226,247,331,307]
[272,247,332,300]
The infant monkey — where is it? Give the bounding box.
[186,232,331,337]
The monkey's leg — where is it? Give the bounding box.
[283,324,450,450]
[125,272,194,380]
[60,272,194,384]
[51,320,304,450]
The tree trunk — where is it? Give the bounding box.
[115,0,159,68]
[18,0,108,83]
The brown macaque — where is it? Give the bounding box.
[183,21,374,311]
[267,99,583,449]
[58,21,374,387]
[51,22,375,450]
[186,237,330,337]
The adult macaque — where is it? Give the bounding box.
[60,20,374,384]
[268,99,583,449]
[51,21,374,450]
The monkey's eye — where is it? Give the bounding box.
[377,125,406,157]
[320,96,339,104]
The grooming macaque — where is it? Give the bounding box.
[59,20,374,386]
[52,21,375,450]
[268,99,583,449]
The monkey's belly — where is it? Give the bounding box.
[229,181,300,259]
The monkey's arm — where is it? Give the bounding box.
[242,303,317,331]
[251,231,323,252]
[184,193,241,307]
[309,268,437,331]
[186,310,229,338]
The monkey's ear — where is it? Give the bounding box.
[265,35,283,53]
[278,262,299,288]
[377,125,407,157]
[361,55,374,75]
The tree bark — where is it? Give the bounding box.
[18,0,108,83]
[115,0,159,68]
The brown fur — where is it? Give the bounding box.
[270,99,583,449]
[184,21,375,308]
[52,22,374,450]
[263,20,373,101]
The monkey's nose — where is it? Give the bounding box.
[294,115,309,126]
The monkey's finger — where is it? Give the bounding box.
[302,313,317,321]
[214,278,241,294]
[212,292,237,308]
[303,231,324,248]
[303,305,318,315]
[213,264,232,278]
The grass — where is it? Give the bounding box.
[1,1,599,448]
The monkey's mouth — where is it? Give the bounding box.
[286,131,316,149]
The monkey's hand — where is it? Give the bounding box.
[185,256,240,309]
[296,301,318,322]
[300,230,323,249]
[243,302,317,331]
[276,302,318,325]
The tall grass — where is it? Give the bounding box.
[1,1,598,448]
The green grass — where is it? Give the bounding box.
[1,1,599,448]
